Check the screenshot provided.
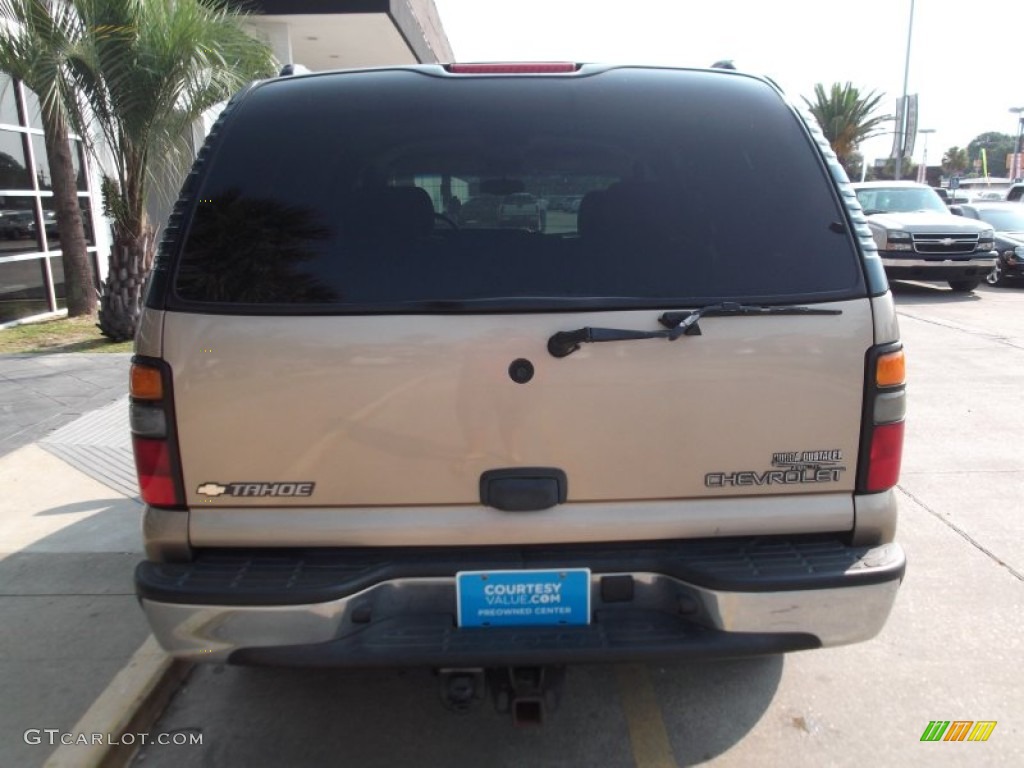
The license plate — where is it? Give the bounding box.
[456,568,591,628]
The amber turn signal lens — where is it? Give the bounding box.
[876,350,905,388]
[130,364,163,400]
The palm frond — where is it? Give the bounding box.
[71,0,276,231]
[802,82,891,170]
[0,0,88,136]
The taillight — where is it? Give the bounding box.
[132,438,177,506]
[130,357,184,507]
[858,345,906,493]
[447,62,577,74]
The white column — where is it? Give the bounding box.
[245,20,292,69]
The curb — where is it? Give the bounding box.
[42,637,193,768]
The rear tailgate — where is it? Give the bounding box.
[152,66,878,547]
[164,301,872,544]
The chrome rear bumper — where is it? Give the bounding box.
[137,539,905,665]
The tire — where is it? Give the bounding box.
[948,279,980,292]
[985,264,1005,287]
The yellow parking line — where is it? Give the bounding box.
[616,664,677,768]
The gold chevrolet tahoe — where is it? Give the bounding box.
[131,63,906,714]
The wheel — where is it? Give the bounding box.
[948,279,980,292]
[985,263,1005,287]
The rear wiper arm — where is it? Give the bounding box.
[547,302,842,358]
[547,326,687,358]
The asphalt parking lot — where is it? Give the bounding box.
[125,281,1023,768]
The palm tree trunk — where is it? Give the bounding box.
[97,224,154,342]
[42,112,96,317]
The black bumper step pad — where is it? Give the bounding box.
[137,535,905,606]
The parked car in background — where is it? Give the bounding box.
[0,209,34,239]
[852,181,997,292]
[26,210,59,240]
[497,192,544,231]
[952,202,1024,286]
[934,187,972,205]
[457,194,502,229]
[950,178,1014,201]
[1007,183,1024,203]
[548,195,583,213]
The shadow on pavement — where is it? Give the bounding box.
[32,498,135,517]
[0,501,148,768]
[889,280,983,305]
[133,656,783,767]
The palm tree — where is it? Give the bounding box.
[0,0,96,317]
[803,83,891,175]
[70,0,277,340]
[942,146,969,176]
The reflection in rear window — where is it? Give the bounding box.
[173,69,864,310]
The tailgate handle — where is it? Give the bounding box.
[480,468,568,512]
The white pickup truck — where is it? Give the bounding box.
[853,181,996,291]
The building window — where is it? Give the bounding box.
[0,73,101,324]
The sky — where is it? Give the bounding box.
[432,0,1024,171]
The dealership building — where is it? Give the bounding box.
[0,0,453,325]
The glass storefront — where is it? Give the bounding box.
[0,73,100,324]
[0,130,31,188]
[50,255,66,310]
[0,257,50,323]
[0,76,19,126]
[0,195,43,255]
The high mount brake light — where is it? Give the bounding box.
[448,63,577,74]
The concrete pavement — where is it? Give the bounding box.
[0,352,178,768]
[0,354,132,457]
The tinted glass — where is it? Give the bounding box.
[79,196,95,243]
[0,195,41,255]
[30,134,50,190]
[22,87,43,130]
[30,136,89,192]
[49,255,66,306]
[175,69,863,310]
[977,208,1024,231]
[39,197,96,248]
[39,197,61,249]
[0,257,48,323]
[0,130,31,189]
[0,75,19,126]
[72,141,87,190]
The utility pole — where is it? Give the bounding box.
[916,128,935,184]
[894,0,916,180]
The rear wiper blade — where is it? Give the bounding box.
[547,302,842,358]
[658,302,843,330]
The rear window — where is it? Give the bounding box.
[171,68,864,311]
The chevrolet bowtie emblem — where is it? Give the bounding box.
[940,238,955,246]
